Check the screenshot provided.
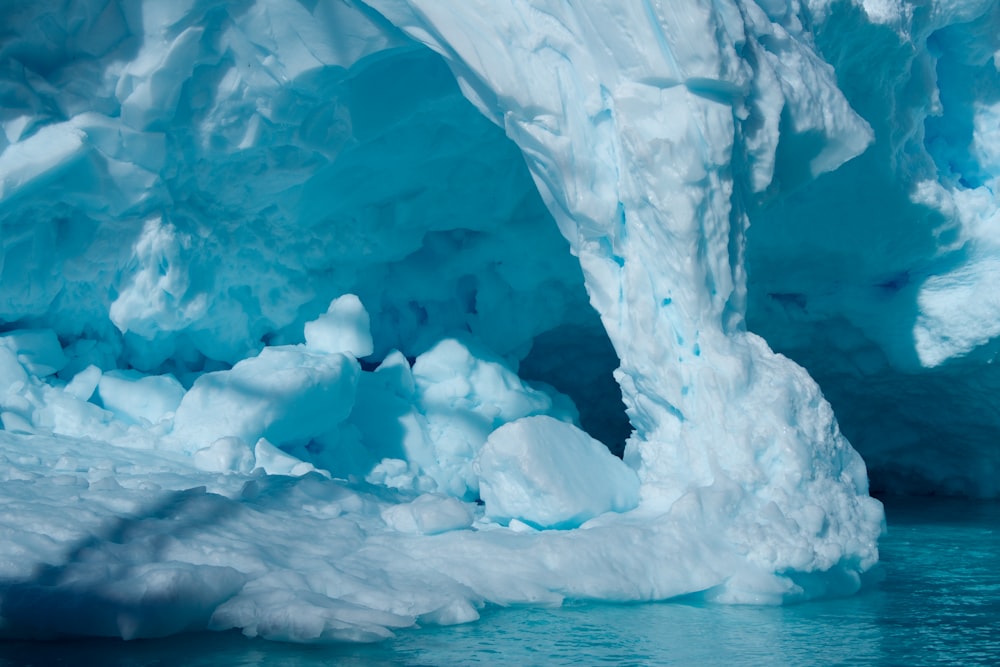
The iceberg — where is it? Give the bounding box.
[0,0,993,643]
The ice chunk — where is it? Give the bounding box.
[0,411,33,434]
[97,370,185,425]
[171,346,360,451]
[59,340,118,381]
[326,339,580,497]
[108,217,207,342]
[0,346,29,395]
[0,330,67,378]
[476,415,640,530]
[64,365,102,401]
[341,351,436,481]
[408,337,570,498]
[380,493,474,535]
[253,438,323,477]
[0,122,86,201]
[193,437,255,474]
[303,294,374,358]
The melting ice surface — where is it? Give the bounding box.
[0,0,996,644]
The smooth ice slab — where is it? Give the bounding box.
[0,330,67,378]
[97,370,185,426]
[477,415,640,529]
[170,346,360,453]
[304,295,375,358]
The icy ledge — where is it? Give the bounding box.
[0,0,897,643]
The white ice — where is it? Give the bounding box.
[477,415,640,530]
[0,0,993,645]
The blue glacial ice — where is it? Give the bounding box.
[0,0,996,643]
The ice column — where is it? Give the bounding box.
[369,0,883,576]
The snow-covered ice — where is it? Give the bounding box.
[304,294,374,358]
[477,415,640,530]
[0,0,994,645]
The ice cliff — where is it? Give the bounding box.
[0,0,995,643]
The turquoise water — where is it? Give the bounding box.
[1,497,997,666]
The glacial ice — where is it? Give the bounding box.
[477,415,640,530]
[303,294,374,358]
[0,0,994,644]
[746,0,1000,495]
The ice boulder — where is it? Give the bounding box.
[63,365,102,401]
[252,438,325,477]
[380,493,474,535]
[303,294,374,358]
[406,337,576,498]
[0,330,66,377]
[0,346,29,396]
[338,350,436,483]
[0,345,32,433]
[170,346,360,453]
[476,415,641,529]
[96,370,185,426]
[192,436,255,474]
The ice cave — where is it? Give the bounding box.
[0,0,998,647]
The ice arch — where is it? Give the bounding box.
[0,0,892,643]
[367,0,879,537]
